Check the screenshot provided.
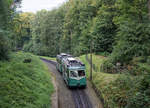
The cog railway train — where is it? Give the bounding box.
[56,53,86,88]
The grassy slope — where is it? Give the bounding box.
[80,54,150,108]
[0,52,53,108]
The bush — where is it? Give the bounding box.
[101,59,117,73]
[128,57,150,75]
[126,74,150,108]
[23,58,32,63]
[106,74,150,108]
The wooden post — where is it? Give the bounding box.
[90,40,93,81]
[70,31,72,54]
[148,0,150,19]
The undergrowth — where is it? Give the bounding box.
[80,54,150,108]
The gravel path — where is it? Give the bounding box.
[41,58,103,108]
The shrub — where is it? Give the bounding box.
[23,58,32,63]
[101,59,117,73]
[126,74,150,108]
[106,74,150,108]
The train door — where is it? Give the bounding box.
[62,64,65,79]
[64,66,68,84]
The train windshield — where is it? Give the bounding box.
[70,70,85,77]
[70,71,78,77]
[78,70,85,77]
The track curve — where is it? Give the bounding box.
[41,58,102,108]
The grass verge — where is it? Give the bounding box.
[0,52,53,108]
[39,56,56,61]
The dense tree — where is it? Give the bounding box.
[12,12,34,50]
[110,0,150,64]
[24,0,150,64]
[0,0,22,60]
[90,0,117,53]
[27,6,67,56]
[63,0,96,55]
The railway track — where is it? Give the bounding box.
[72,89,93,108]
[41,58,93,108]
[40,58,57,65]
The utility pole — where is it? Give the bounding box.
[148,0,150,19]
[90,40,93,81]
[70,31,72,55]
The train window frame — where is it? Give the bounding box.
[78,70,85,77]
[67,69,69,77]
[70,71,78,78]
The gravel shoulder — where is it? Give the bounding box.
[41,58,103,108]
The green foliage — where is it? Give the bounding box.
[0,0,11,60]
[0,0,149,107]
[27,8,67,56]
[108,0,150,64]
[110,22,150,64]
[110,74,150,108]
[12,12,34,49]
[0,52,53,108]
[81,54,150,108]
[101,60,116,73]
[91,0,117,53]
[0,0,22,60]
[23,40,34,52]
[95,72,150,108]
[63,0,97,55]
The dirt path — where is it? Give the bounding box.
[41,58,103,108]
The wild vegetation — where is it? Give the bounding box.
[80,54,150,108]
[1,0,150,108]
[22,0,149,107]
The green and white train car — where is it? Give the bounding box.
[56,54,86,88]
[56,53,68,73]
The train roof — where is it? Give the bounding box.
[63,57,85,67]
[60,53,67,56]
[57,53,73,59]
[67,57,76,61]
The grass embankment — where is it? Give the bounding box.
[80,54,150,108]
[0,52,53,108]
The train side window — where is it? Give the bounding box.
[78,70,85,77]
[70,71,78,77]
[67,70,69,77]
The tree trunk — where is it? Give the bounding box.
[148,0,150,19]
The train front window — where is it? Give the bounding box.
[70,71,78,77]
[78,70,85,77]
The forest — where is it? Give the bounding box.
[0,0,150,108]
